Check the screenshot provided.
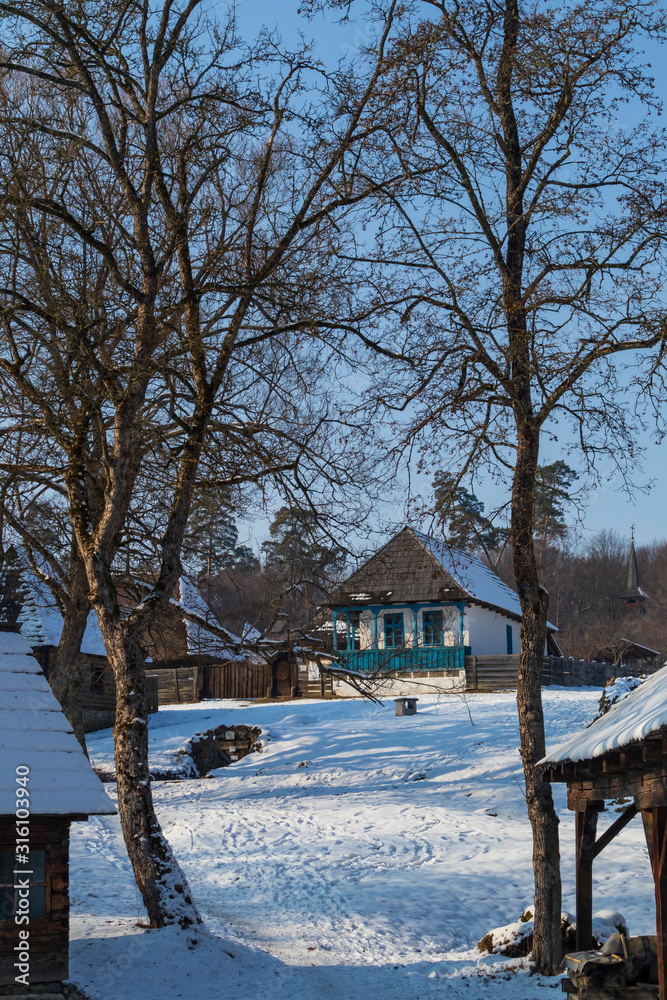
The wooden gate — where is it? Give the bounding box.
[273,658,294,697]
[203,661,271,700]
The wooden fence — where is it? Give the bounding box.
[148,659,273,704]
[465,653,661,691]
[541,655,659,688]
[465,655,520,691]
[147,656,334,704]
[203,661,272,700]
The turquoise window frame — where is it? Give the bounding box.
[423,610,444,646]
[384,613,404,648]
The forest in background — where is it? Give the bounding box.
[187,488,666,662]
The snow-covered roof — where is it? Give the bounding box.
[412,530,557,630]
[176,577,247,658]
[0,629,115,816]
[21,565,106,656]
[540,665,667,765]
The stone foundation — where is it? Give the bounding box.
[332,669,466,698]
[189,725,262,775]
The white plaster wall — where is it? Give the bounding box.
[463,604,519,656]
[359,607,417,649]
[357,606,462,650]
[332,670,466,697]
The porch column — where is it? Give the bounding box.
[575,802,600,950]
[458,603,464,646]
[413,607,419,649]
[332,608,338,651]
[373,610,378,649]
[643,806,667,1000]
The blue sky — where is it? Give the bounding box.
[232,1,667,550]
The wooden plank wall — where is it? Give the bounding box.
[465,654,662,691]
[149,664,198,705]
[0,817,70,986]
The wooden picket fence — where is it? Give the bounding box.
[464,654,661,691]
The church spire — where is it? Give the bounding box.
[624,526,647,611]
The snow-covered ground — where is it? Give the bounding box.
[72,689,656,999]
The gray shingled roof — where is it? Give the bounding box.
[336,526,556,629]
[0,630,115,816]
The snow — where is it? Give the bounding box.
[413,530,557,630]
[176,576,248,655]
[70,687,657,999]
[541,664,667,764]
[0,630,115,816]
[22,564,107,655]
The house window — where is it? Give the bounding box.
[0,848,46,922]
[90,663,105,694]
[423,610,443,646]
[506,624,513,655]
[384,613,404,648]
[346,611,361,651]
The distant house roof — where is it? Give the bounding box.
[333,526,556,630]
[540,665,667,766]
[0,628,115,816]
[589,639,660,664]
[1,558,107,657]
[172,578,265,661]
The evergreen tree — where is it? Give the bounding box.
[433,472,507,559]
[262,507,347,589]
[183,498,258,579]
[534,462,578,544]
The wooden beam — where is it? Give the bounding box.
[592,804,638,859]
[620,747,644,769]
[602,751,626,774]
[642,807,667,1000]
[575,803,600,951]
[644,741,663,766]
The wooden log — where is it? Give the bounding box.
[576,803,600,950]
[592,803,638,859]
[602,751,626,774]
[644,742,663,766]
[643,807,667,1000]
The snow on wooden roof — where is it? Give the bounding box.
[0,629,115,816]
[21,565,106,656]
[412,529,557,630]
[540,665,667,765]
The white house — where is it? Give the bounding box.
[329,525,559,664]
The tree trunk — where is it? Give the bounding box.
[66,651,87,756]
[48,605,89,755]
[105,623,201,928]
[512,425,562,974]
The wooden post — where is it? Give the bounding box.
[643,807,667,1000]
[472,655,478,690]
[173,667,180,703]
[575,803,599,950]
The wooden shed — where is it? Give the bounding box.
[540,666,667,999]
[0,624,114,987]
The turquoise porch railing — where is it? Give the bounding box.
[333,646,464,673]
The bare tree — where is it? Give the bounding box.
[0,0,401,927]
[347,0,667,972]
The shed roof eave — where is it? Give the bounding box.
[539,664,667,767]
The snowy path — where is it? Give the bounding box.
[70,690,656,999]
